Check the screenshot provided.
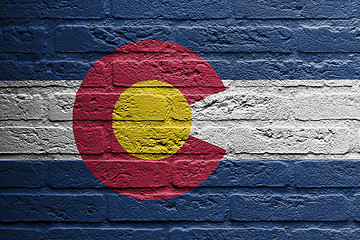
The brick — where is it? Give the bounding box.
[73,127,105,154]
[191,92,291,120]
[0,228,44,240]
[0,128,43,153]
[297,26,360,52]
[0,27,48,53]
[206,60,231,80]
[227,127,351,154]
[291,228,360,240]
[296,60,359,80]
[111,59,224,88]
[292,161,360,188]
[0,194,106,222]
[44,127,78,154]
[79,160,171,188]
[0,127,77,154]
[172,160,221,188]
[294,94,360,120]
[55,26,110,53]
[49,160,104,188]
[230,194,349,221]
[235,0,357,19]
[170,228,287,240]
[55,25,172,52]
[0,61,90,80]
[112,0,231,19]
[176,26,293,53]
[234,60,360,80]
[194,126,352,155]
[352,194,360,221]
[109,194,226,221]
[49,61,91,80]
[72,93,117,121]
[0,94,44,120]
[0,80,81,88]
[49,93,76,121]
[0,61,49,80]
[0,0,105,19]
[258,79,358,88]
[47,228,166,240]
[192,160,290,187]
[2,58,357,81]
[0,161,47,187]
[191,126,229,151]
[80,59,111,88]
[234,60,300,80]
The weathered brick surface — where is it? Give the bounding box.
[55,25,293,53]
[0,159,359,237]
[0,228,44,240]
[234,59,360,80]
[49,93,76,121]
[297,26,360,53]
[292,161,360,187]
[291,228,360,240]
[49,160,104,188]
[191,92,291,120]
[46,228,167,240]
[2,0,360,238]
[0,27,48,53]
[0,0,105,19]
[235,0,358,19]
[170,228,287,240]
[192,126,351,154]
[55,26,173,52]
[1,81,360,225]
[109,194,227,221]
[0,194,106,222]
[294,94,360,120]
[177,160,290,187]
[192,91,360,121]
[230,194,349,221]
[0,127,77,154]
[176,26,293,53]
[0,161,47,187]
[0,94,44,120]
[352,194,360,221]
[0,227,167,240]
[112,0,232,19]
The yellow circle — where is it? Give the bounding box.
[112,80,192,160]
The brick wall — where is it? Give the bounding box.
[1,0,360,239]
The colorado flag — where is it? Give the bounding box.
[1,0,360,239]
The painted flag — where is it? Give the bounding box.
[1,0,360,239]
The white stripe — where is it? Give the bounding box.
[1,80,360,160]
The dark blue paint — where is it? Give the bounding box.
[0,161,47,188]
[0,160,359,237]
[0,0,359,80]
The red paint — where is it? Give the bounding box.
[73,40,226,200]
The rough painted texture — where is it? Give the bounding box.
[2,0,360,238]
[1,1,360,81]
[0,0,105,19]
[235,0,358,19]
[2,80,360,238]
[69,40,226,200]
[0,194,106,222]
[230,194,349,221]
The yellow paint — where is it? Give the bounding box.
[112,80,192,160]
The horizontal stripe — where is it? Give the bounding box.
[1,159,360,223]
[4,160,360,188]
[1,80,360,160]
